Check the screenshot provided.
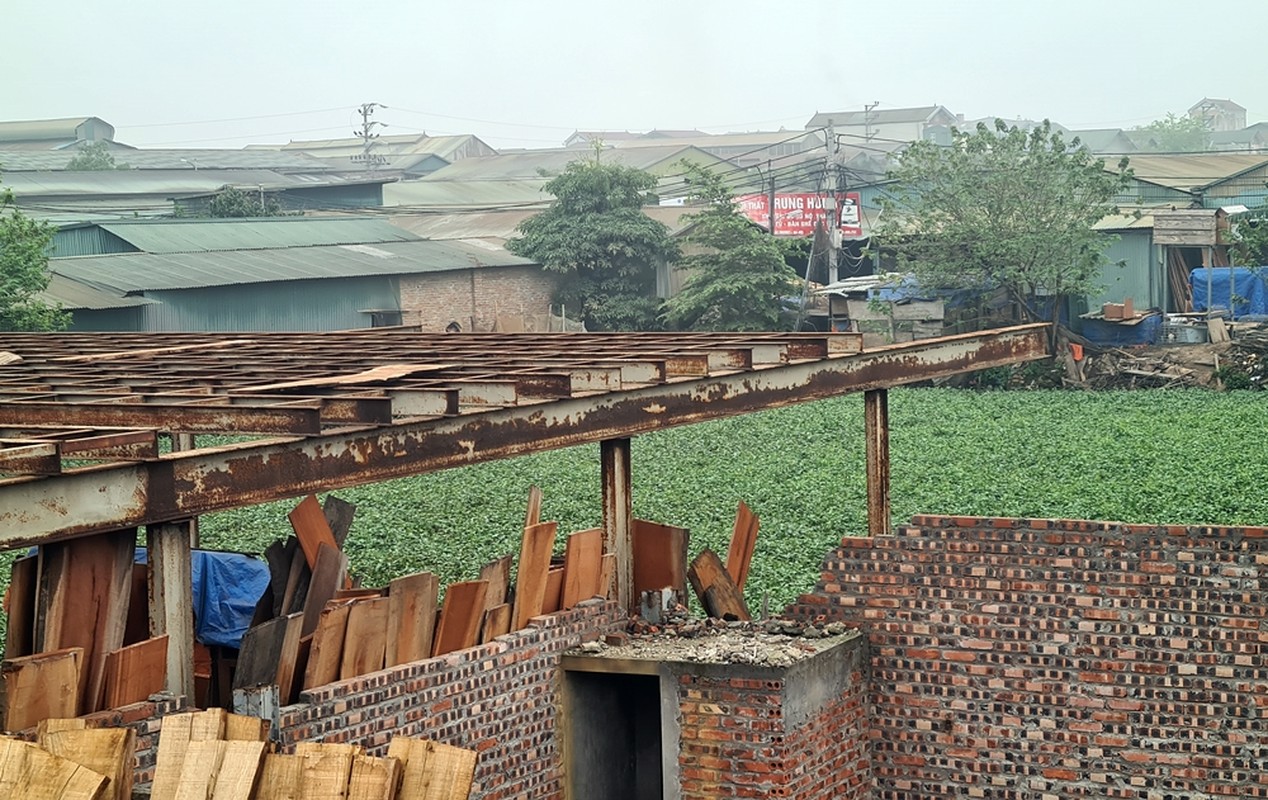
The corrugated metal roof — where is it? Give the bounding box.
[1115,154,1268,190]
[85,217,420,253]
[414,145,723,181]
[0,117,110,142]
[38,273,157,309]
[384,180,553,209]
[275,133,495,160]
[5,170,391,198]
[605,131,824,150]
[51,239,535,292]
[0,148,335,172]
[389,205,703,241]
[806,106,952,128]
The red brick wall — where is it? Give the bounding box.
[676,638,871,800]
[398,265,559,333]
[276,599,623,800]
[788,516,1268,799]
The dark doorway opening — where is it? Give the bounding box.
[564,669,663,800]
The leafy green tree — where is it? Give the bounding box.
[0,182,69,331]
[1231,214,1268,266]
[507,153,678,331]
[662,163,798,331]
[877,120,1131,339]
[64,141,130,170]
[1133,113,1212,152]
[206,187,289,218]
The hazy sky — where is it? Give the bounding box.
[6,0,1268,150]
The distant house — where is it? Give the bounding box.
[804,105,958,144]
[1189,98,1247,133]
[44,223,548,333]
[266,133,497,177]
[1210,123,1268,153]
[564,129,708,147]
[1066,128,1137,154]
[0,117,118,150]
[601,130,826,170]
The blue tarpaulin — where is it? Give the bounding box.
[1190,267,1268,319]
[1079,313,1163,347]
[135,548,269,649]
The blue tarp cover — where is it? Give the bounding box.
[1080,313,1163,347]
[136,548,269,649]
[1190,267,1268,319]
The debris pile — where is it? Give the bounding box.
[580,617,858,668]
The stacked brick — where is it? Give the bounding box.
[787,516,1268,799]
[275,599,623,800]
[676,646,872,800]
[398,266,559,332]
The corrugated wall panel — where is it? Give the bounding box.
[1088,230,1158,309]
[138,276,399,331]
[51,227,137,257]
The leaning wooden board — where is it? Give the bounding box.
[511,522,557,630]
[341,597,390,681]
[386,572,439,667]
[288,495,351,589]
[725,501,760,592]
[388,737,478,800]
[0,737,107,800]
[631,519,689,602]
[4,555,37,658]
[102,634,168,709]
[38,725,137,800]
[0,647,82,732]
[432,581,488,657]
[560,528,603,609]
[687,548,751,622]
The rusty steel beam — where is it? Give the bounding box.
[0,401,323,435]
[864,389,891,537]
[0,324,1048,548]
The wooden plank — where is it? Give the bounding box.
[431,581,488,657]
[123,562,150,646]
[233,616,289,691]
[301,543,350,638]
[323,496,358,550]
[304,602,352,690]
[36,528,135,714]
[260,538,295,619]
[599,553,615,598]
[149,520,195,703]
[1,647,82,732]
[480,604,511,643]
[3,555,37,658]
[511,522,556,630]
[725,501,759,593]
[240,363,450,393]
[687,548,751,622]
[340,597,390,681]
[281,543,312,617]
[288,495,349,585]
[476,556,512,610]
[209,739,266,800]
[560,528,603,609]
[631,519,689,601]
[256,753,303,800]
[38,726,136,800]
[348,754,401,800]
[172,739,225,800]
[296,741,358,800]
[385,571,438,668]
[541,567,564,615]
[0,737,108,800]
[102,634,167,709]
[151,710,227,800]
[274,613,305,705]
[223,712,269,742]
[334,588,383,601]
[387,737,477,800]
[524,485,542,529]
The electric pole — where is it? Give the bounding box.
[353,102,389,169]
[766,159,776,235]
[864,100,880,143]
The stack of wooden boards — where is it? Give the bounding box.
[1,528,171,732]
[236,488,615,702]
[633,500,761,622]
[0,718,136,800]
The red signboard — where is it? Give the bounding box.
[736,192,865,238]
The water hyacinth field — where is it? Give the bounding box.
[184,387,1268,612]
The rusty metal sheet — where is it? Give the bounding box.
[0,401,323,434]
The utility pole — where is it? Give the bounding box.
[353,102,389,169]
[864,100,880,143]
[766,158,776,235]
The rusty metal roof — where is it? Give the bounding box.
[0,325,1048,547]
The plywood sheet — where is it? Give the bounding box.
[386,572,438,667]
[340,597,390,681]
[103,635,167,709]
[431,581,488,657]
[561,528,603,609]
[511,522,557,630]
[631,519,688,601]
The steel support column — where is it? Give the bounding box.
[148,520,195,702]
[865,388,891,537]
[601,438,633,612]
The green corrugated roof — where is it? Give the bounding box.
[91,217,420,253]
[51,239,534,292]
[38,273,157,310]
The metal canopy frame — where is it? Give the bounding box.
[0,324,1048,550]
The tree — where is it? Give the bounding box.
[1133,113,1212,152]
[1231,214,1268,266]
[64,141,129,170]
[507,152,678,331]
[206,187,289,218]
[661,163,798,331]
[877,120,1131,339]
[0,182,69,331]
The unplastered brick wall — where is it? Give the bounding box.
[398,265,559,332]
[787,516,1268,799]
[276,599,623,800]
[676,636,872,800]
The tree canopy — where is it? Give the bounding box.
[661,163,797,331]
[0,182,69,331]
[1133,113,1212,152]
[64,141,129,170]
[206,187,290,218]
[876,120,1131,334]
[507,153,678,331]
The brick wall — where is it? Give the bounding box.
[676,636,871,800]
[277,599,623,800]
[788,516,1268,799]
[398,265,559,333]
